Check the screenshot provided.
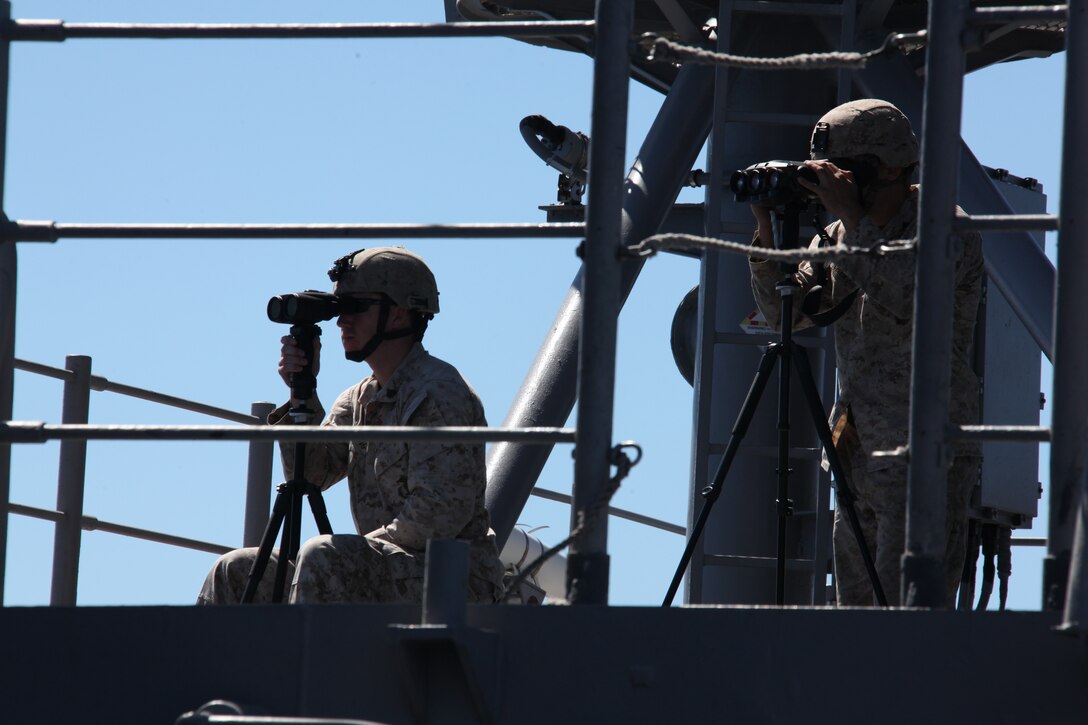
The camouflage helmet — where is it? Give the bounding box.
[328,247,440,315]
[810,99,919,168]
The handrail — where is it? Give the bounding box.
[15,358,259,424]
[5,19,597,42]
[9,502,231,556]
[5,221,586,243]
[1,421,577,444]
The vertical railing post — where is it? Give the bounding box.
[1059,0,1088,630]
[49,355,92,606]
[566,0,632,605]
[0,0,15,606]
[902,0,968,607]
[243,401,276,547]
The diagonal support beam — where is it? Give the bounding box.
[485,62,716,550]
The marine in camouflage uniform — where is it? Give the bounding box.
[748,99,983,607]
[198,247,506,605]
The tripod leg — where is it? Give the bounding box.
[791,346,889,607]
[271,481,303,603]
[662,345,782,607]
[307,489,334,536]
[241,488,289,604]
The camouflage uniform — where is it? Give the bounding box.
[749,188,983,606]
[198,342,506,605]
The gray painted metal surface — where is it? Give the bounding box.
[973,179,1045,527]
[49,355,92,606]
[566,0,633,605]
[485,62,716,550]
[687,4,838,606]
[0,604,1083,724]
[903,0,969,607]
[243,402,277,548]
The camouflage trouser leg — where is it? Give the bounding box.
[196,547,295,605]
[834,456,981,607]
[833,460,900,607]
[290,534,423,604]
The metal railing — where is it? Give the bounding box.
[7,354,588,605]
[0,7,638,607]
[906,0,1086,628]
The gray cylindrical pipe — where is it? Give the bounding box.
[1058,0,1088,624]
[902,0,968,608]
[243,402,276,548]
[485,62,717,550]
[49,355,93,606]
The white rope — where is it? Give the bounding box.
[638,30,924,71]
[631,232,916,262]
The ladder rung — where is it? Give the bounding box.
[725,111,820,126]
[949,425,1050,443]
[706,444,823,460]
[704,554,818,571]
[733,1,845,17]
[954,214,1058,233]
[968,6,1068,27]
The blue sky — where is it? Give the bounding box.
[2,1,1066,609]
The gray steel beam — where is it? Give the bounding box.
[1057,0,1088,623]
[485,62,716,550]
[0,0,12,605]
[566,0,633,606]
[49,356,92,606]
[902,0,968,608]
[856,51,1056,361]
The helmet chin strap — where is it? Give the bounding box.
[344,302,414,363]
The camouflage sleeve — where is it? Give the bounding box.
[273,387,353,491]
[749,232,818,332]
[831,216,918,321]
[376,385,484,552]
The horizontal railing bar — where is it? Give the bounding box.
[968,5,1068,25]
[6,19,596,42]
[1,421,577,444]
[949,424,1051,442]
[1012,536,1047,547]
[530,486,686,535]
[9,503,232,555]
[5,221,587,242]
[704,554,817,572]
[955,214,1060,232]
[15,358,259,424]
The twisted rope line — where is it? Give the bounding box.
[631,232,916,262]
[638,30,924,70]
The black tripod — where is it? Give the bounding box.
[663,205,887,607]
[241,323,334,604]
